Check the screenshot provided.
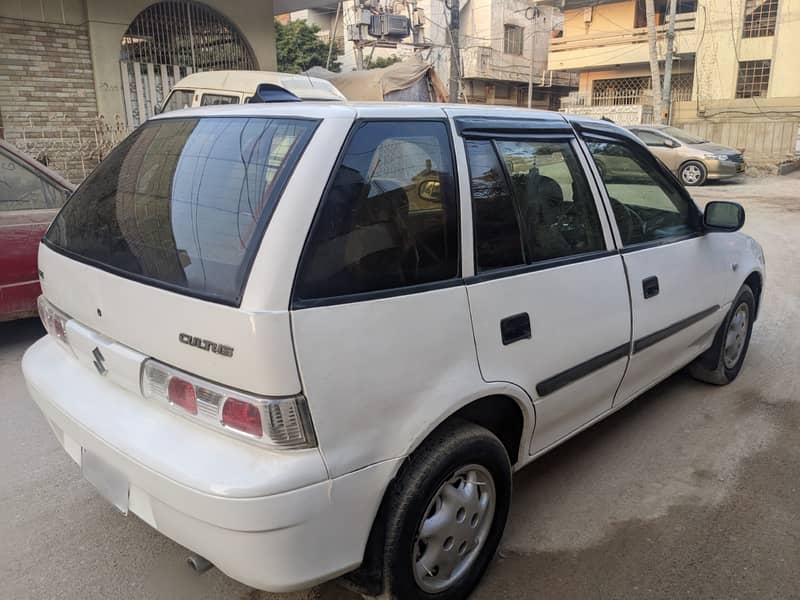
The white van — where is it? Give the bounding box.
[159,70,346,113]
[24,102,764,599]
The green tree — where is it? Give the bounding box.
[274,19,341,74]
[365,54,402,70]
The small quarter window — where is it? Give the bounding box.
[587,139,701,246]
[295,121,459,302]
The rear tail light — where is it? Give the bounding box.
[142,360,316,449]
[221,398,262,436]
[38,296,72,350]
[168,377,197,415]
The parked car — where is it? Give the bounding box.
[0,140,73,321]
[158,70,346,114]
[627,124,746,186]
[23,104,765,599]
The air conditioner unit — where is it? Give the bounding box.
[369,14,411,38]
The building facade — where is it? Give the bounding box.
[288,0,577,107]
[547,0,800,161]
[0,0,276,181]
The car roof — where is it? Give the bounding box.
[0,138,75,190]
[148,101,639,140]
[172,70,346,101]
[151,101,570,122]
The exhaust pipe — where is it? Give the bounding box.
[186,554,213,574]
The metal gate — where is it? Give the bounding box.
[120,1,256,126]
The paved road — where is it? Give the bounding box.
[2,173,799,599]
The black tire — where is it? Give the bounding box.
[689,284,755,385]
[379,420,512,600]
[679,160,708,186]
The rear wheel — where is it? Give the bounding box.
[379,421,512,599]
[679,161,707,186]
[689,284,755,385]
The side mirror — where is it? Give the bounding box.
[704,201,745,232]
[664,139,679,148]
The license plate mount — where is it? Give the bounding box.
[81,447,129,515]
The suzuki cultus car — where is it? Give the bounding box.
[23,103,764,599]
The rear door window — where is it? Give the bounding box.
[294,120,459,304]
[465,138,605,272]
[45,117,317,304]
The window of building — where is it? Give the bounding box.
[735,60,771,98]
[466,139,605,272]
[743,0,778,37]
[586,140,701,246]
[634,0,697,28]
[503,25,524,55]
[294,121,459,302]
[494,84,511,100]
[591,73,693,106]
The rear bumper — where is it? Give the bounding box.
[22,336,400,592]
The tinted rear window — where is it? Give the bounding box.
[45,117,316,304]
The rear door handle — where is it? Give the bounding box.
[501,312,531,345]
[643,276,660,299]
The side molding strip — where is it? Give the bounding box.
[536,343,630,398]
[632,305,720,354]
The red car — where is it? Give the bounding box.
[0,140,74,321]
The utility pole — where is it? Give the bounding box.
[448,0,460,103]
[326,1,342,71]
[527,33,535,108]
[644,0,663,120]
[661,0,678,123]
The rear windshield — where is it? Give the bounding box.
[45,117,316,304]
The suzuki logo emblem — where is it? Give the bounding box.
[92,347,107,376]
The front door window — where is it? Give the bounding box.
[586,139,702,246]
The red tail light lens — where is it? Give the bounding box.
[222,398,263,437]
[168,377,197,415]
[142,360,315,449]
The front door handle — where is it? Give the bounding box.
[501,312,531,345]
[643,276,660,299]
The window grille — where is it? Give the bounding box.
[120,1,256,71]
[743,0,778,38]
[591,74,693,106]
[736,60,771,98]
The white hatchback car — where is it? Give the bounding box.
[23,102,764,599]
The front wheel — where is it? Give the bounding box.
[379,421,512,599]
[689,284,755,385]
[679,160,708,186]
